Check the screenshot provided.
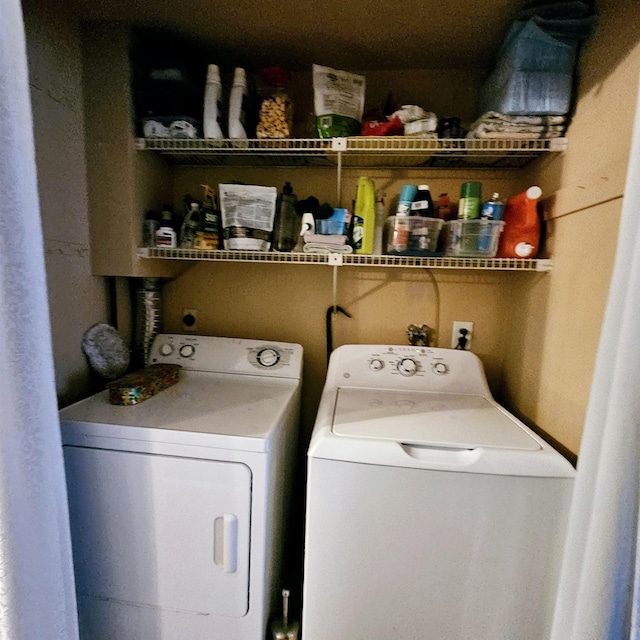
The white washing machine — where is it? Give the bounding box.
[303,344,575,640]
[60,334,303,640]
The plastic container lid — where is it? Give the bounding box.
[526,186,542,200]
[417,184,430,191]
[460,181,481,198]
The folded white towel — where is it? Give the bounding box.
[303,243,354,254]
[467,111,566,139]
[304,233,347,245]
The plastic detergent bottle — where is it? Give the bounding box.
[458,181,481,219]
[272,182,299,252]
[228,67,249,139]
[410,184,435,217]
[203,64,224,139]
[353,177,376,254]
[373,189,386,255]
[496,186,543,258]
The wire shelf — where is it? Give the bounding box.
[138,248,552,271]
[136,137,567,169]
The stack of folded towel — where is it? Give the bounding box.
[467,111,566,139]
[302,233,353,254]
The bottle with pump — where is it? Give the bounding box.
[410,184,435,217]
[353,176,376,254]
[203,64,224,140]
[273,182,299,252]
[155,209,177,248]
[228,67,249,139]
[496,186,543,258]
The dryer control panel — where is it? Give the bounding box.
[329,344,490,395]
[148,334,303,379]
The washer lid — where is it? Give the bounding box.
[332,388,540,451]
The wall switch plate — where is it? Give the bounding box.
[182,308,198,332]
[451,321,473,350]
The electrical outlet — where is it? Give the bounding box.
[451,321,474,350]
[182,308,198,332]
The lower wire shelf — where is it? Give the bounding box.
[138,248,552,271]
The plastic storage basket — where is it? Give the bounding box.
[385,217,444,256]
[445,220,505,258]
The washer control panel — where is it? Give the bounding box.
[147,334,302,378]
[338,345,488,395]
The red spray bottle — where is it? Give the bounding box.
[496,186,543,258]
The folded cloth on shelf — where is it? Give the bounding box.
[303,243,353,254]
[303,233,348,245]
[467,111,566,139]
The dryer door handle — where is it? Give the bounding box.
[214,513,238,573]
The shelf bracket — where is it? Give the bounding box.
[332,138,347,206]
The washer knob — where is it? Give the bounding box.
[433,362,449,375]
[179,344,195,358]
[398,357,418,376]
[159,343,174,356]
[369,358,384,371]
[257,348,280,367]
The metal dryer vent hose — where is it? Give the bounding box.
[134,277,163,367]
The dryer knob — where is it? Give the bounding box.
[398,357,418,376]
[159,343,174,356]
[257,348,280,367]
[179,344,195,358]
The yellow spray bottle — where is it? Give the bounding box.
[353,176,375,254]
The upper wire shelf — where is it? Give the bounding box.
[138,247,553,272]
[136,136,568,169]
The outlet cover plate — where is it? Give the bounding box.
[452,321,473,350]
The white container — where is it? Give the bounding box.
[228,67,248,139]
[203,64,224,140]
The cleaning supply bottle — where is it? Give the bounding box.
[373,189,386,255]
[437,193,451,220]
[496,186,543,258]
[203,64,224,140]
[179,202,200,248]
[410,184,435,217]
[481,192,505,221]
[458,181,481,219]
[228,67,249,139]
[155,209,177,248]
[395,184,417,216]
[273,182,299,252]
[353,176,375,254]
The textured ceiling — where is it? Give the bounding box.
[76,0,530,71]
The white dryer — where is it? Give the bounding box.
[303,344,575,640]
[60,334,303,640]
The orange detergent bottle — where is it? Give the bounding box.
[496,186,543,258]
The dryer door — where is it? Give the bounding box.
[64,446,251,618]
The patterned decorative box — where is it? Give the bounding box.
[106,363,181,406]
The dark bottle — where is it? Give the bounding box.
[273,182,299,252]
[410,184,435,217]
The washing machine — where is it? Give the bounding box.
[302,344,575,640]
[60,333,303,640]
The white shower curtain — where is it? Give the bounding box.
[0,1,79,638]
[550,82,640,638]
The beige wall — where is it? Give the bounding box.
[500,0,640,455]
[23,0,109,406]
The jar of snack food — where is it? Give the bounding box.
[256,67,294,139]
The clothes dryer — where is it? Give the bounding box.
[60,334,303,640]
[303,344,574,640]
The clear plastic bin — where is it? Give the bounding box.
[445,220,505,258]
[384,217,444,256]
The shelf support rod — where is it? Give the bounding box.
[336,150,342,207]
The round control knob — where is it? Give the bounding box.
[159,343,174,356]
[179,344,195,358]
[369,358,384,372]
[397,357,418,376]
[257,348,280,367]
[433,362,449,375]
